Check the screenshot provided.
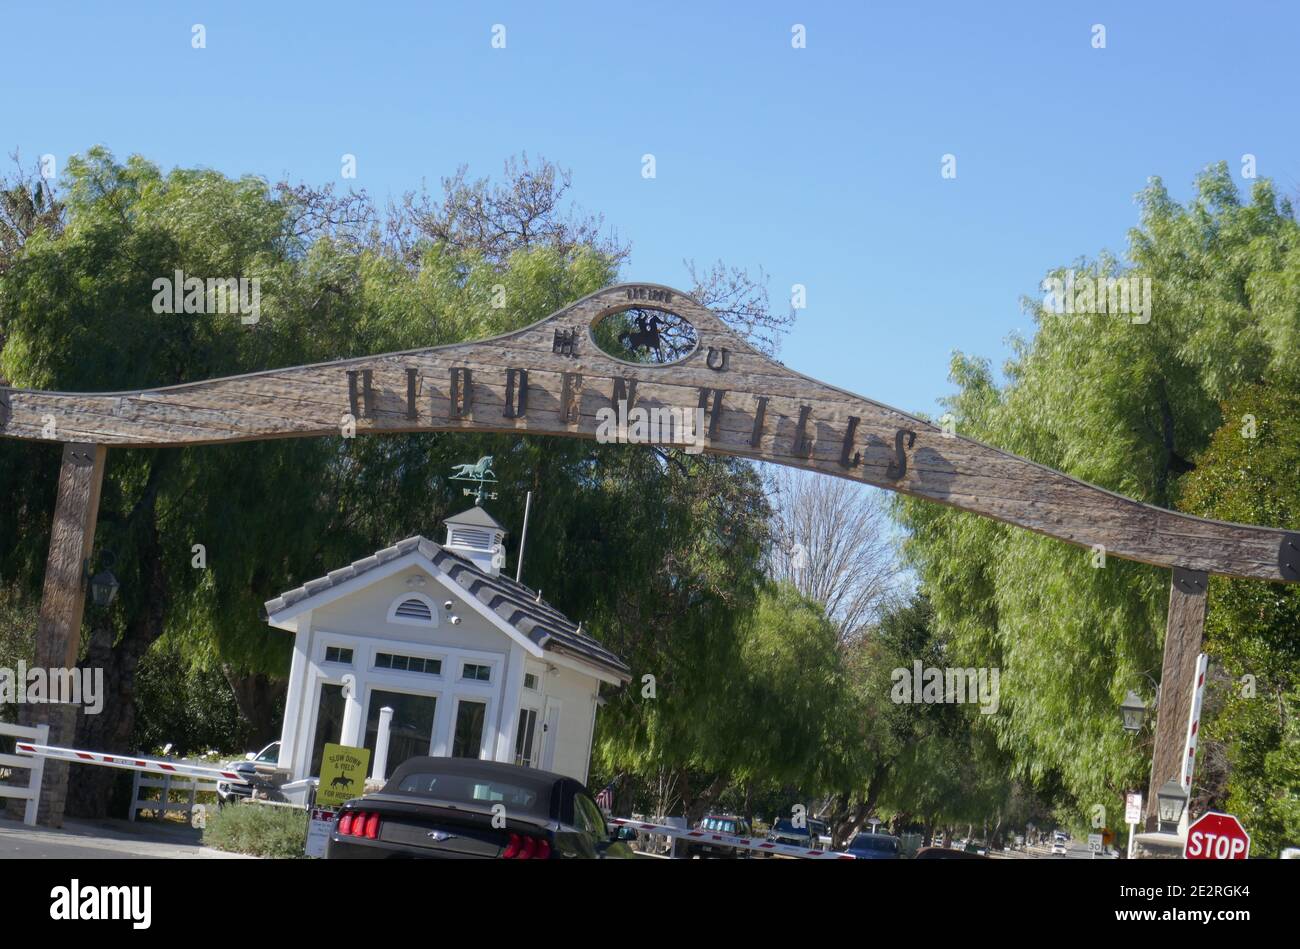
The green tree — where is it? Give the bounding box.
[894,162,1300,823]
[1178,382,1300,854]
[0,148,789,821]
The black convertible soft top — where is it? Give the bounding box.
[381,756,576,821]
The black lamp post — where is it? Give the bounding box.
[1120,674,1160,733]
[1155,779,1188,834]
[1120,690,1148,733]
[83,551,119,607]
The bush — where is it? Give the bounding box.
[203,802,307,859]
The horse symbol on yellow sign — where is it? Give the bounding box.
[316,743,371,808]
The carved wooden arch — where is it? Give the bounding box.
[1,282,1296,583]
[6,280,1298,832]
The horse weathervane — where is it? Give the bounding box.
[449,455,497,505]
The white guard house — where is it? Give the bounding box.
[263,505,630,790]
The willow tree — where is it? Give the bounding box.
[1,148,798,818]
[1179,382,1300,854]
[894,163,1300,820]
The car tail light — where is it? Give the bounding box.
[499,832,552,859]
[338,810,381,839]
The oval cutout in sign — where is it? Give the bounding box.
[592,305,698,366]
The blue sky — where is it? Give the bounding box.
[4,1,1296,416]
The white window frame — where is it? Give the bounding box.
[323,645,354,665]
[386,592,440,628]
[299,629,503,770]
[372,649,446,678]
[359,681,444,766]
[449,694,497,759]
[460,660,494,684]
[300,675,350,779]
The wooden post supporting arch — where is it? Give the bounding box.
[14,443,107,826]
[3,283,1297,830]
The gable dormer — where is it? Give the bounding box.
[443,504,506,577]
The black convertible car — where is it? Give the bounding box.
[325,756,634,859]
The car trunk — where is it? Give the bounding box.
[353,795,555,858]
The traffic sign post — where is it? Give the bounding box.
[1184,811,1250,860]
[1125,792,1143,860]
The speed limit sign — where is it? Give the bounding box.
[1088,833,1103,854]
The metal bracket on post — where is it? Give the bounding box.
[1279,534,1300,582]
[1172,567,1207,597]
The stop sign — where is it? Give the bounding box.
[1185,811,1250,860]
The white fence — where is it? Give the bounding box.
[129,771,219,822]
[0,722,50,826]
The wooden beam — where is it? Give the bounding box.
[1144,568,1208,830]
[1,283,1296,582]
[19,443,108,827]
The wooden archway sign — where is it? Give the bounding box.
[3,283,1297,830]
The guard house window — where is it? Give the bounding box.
[309,684,346,776]
[462,663,492,683]
[324,646,354,665]
[375,653,442,676]
[514,708,539,767]
[453,700,488,758]
[364,690,437,775]
[523,673,539,691]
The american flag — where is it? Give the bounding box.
[595,782,615,813]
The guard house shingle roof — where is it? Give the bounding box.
[443,506,506,531]
[263,536,629,682]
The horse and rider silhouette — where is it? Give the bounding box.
[618,311,666,360]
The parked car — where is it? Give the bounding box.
[216,741,280,805]
[326,756,635,859]
[686,814,753,859]
[846,832,900,860]
[914,845,988,860]
[767,817,832,852]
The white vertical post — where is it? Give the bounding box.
[278,622,312,773]
[339,674,363,748]
[372,706,393,782]
[515,490,532,583]
[1178,653,1209,839]
[22,723,49,827]
[494,644,527,763]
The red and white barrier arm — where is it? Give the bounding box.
[14,743,250,784]
[609,817,856,860]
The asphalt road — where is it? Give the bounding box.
[0,815,251,860]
